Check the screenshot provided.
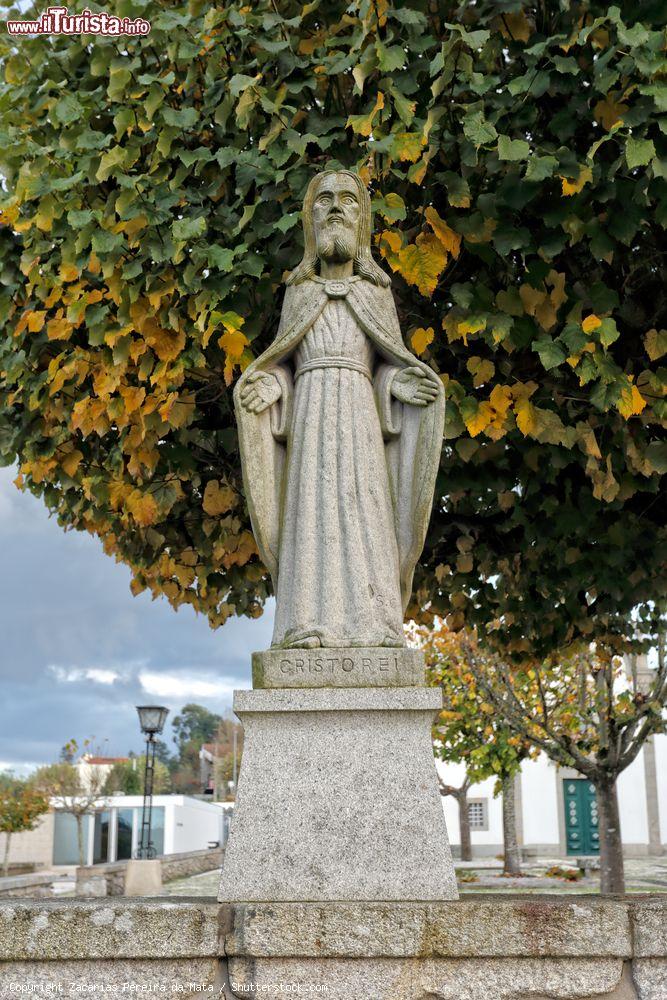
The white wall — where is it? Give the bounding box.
[654,733,667,845]
[171,799,223,854]
[617,753,649,845]
[521,756,560,848]
[436,760,503,849]
[0,811,54,868]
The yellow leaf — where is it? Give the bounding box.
[144,318,185,362]
[489,384,513,418]
[394,233,447,297]
[594,95,628,131]
[202,479,238,516]
[464,401,493,437]
[411,327,434,354]
[377,229,402,259]
[457,317,486,339]
[127,490,159,527]
[497,10,533,42]
[467,356,495,387]
[560,166,592,196]
[46,317,73,341]
[347,91,384,137]
[424,207,461,258]
[410,158,428,185]
[617,383,646,419]
[390,131,426,163]
[25,310,46,333]
[582,314,602,333]
[59,262,79,283]
[119,384,146,414]
[218,328,249,362]
[644,328,667,361]
[61,449,83,477]
[519,283,546,316]
[515,397,537,435]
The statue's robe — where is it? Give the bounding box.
[234,275,445,648]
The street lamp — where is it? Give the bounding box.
[135,705,169,859]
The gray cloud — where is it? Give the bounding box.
[0,466,274,771]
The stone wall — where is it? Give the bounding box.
[0,812,54,869]
[75,846,224,896]
[0,872,68,899]
[0,897,665,998]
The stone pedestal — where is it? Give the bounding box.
[218,652,457,903]
[124,859,162,897]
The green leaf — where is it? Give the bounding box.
[162,107,198,129]
[498,135,530,161]
[598,318,620,348]
[524,155,558,182]
[626,137,656,169]
[172,216,207,241]
[532,337,567,370]
[463,111,498,146]
[207,246,235,271]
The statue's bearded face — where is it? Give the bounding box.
[311,175,361,264]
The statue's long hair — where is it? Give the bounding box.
[286,170,391,287]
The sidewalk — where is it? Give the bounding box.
[162,856,667,897]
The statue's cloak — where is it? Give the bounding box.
[233,277,445,611]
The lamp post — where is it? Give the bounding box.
[135,705,169,860]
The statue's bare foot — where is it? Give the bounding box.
[381,635,405,648]
[291,635,321,648]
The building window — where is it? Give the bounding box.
[116,809,134,861]
[468,799,488,832]
[53,812,91,866]
[93,811,111,865]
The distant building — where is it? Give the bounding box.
[75,755,131,792]
[0,794,228,870]
[439,732,667,859]
[199,743,216,796]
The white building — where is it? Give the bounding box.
[0,794,228,870]
[438,733,667,859]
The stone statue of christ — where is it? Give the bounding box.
[234,170,445,649]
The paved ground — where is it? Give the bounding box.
[162,856,667,897]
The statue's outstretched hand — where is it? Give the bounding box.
[239,371,282,413]
[391,367,439,407]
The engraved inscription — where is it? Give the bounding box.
[278,653,399,676]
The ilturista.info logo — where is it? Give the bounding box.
[6,6,151,35]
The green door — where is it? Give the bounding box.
[564,779,600,855]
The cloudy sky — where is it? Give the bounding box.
[0,465,273,775]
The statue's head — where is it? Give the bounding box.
[286,170,390,287]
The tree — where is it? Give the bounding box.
[172,704,222,756]
[103,756,171,796]
[0,777,49,877]
[212,718,244,799]
[437,771,474,864]
[0,3,664,659]
[458,629,667,895]
[31,762,108,867]
[419,623,538,874]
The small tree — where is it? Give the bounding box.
[418,624,538,875]
[459,632,667,895]
[103,757,171,796]
[32,762,108,867]
[0,777,49,876]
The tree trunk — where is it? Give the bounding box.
[75,815,85,867]
[596,776,625,895]
[456,788,472,862]
[2,833,11,878]
[501,774,522,876]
